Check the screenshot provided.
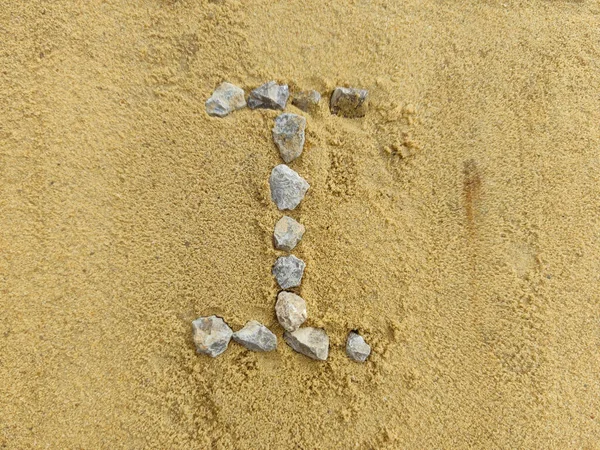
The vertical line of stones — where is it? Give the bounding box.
[196,81,371,362]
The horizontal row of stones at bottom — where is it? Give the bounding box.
[192,315,371,362]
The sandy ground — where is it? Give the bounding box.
[2,0,600,448]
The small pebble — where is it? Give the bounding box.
[275,291,307,332]
[269,164,310,210]
[192,315,233,357]
[292,90,321,113]
[346,331,371,362]
[205,82,246,117]
[273,216,305,251]
[284,327,329,361]
[272,255,306,289]
[233,320,277,352]
[272,113,307,163]
[248,81,289,110]
[329,87,368,118]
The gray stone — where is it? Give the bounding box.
[192,315,233,357]
[329,87,368,118]
[273,216,305,251]
[272,113,306,163]
[248,81,289,110]
[233,320,277,352]
[205,82,246,117]
[292,90,321,113]
[275,291,307,332]
[346,331,371,362]
[284,328,329,361]
[272,255,306,289]
[269,164,309,210]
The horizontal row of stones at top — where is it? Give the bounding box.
[205,80,369,119]
[192,314,371,362]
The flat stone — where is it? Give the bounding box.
[269,164,309,210]
[329,87,368,118]
[233,320,277,352]
[292,90,321,113]
[346,331,371,362]
[275,291,307,332]
[284,327,329,361]
[272,255,306,289]
[192,316,233,357]
[272,113,306,163]
[273,216,305,251]
[205,82,246,117]
[248,81,289,110]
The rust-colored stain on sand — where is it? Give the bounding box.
[463,158,482,237]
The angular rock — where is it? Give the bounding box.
[269,164,309,210]
[192,315,233,357]
[346,331,371,362]
[273,216,305,251]
[292,90,321,113]
[272,255,306,289]
[275,291,307,332]
[284,327,329,361]
[248,81,289,110]
[272,113,306,163]
[205,82,246,117]
[233,320,277,352]
[329,87,368,118]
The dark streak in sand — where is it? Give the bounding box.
[463,159,482,238]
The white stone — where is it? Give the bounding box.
[205,82,246,117]
[275,291,307,332]
[192,315,233,357]
[269,164,309,211]
[272,113,306,163]
[248,81,289,110]
[346,331,371,362]
[284,327,329,361]
[233,320,277,352]
[272,255,305,289]
[273,216,305,251]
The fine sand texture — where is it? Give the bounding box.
[2,1,600,448]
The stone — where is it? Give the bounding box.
[292,90,321,113]
[192,315,233,357]
[269,164,309,210]
[329,87,369,118]
[272,255,306,289]
[233,320,277,352]
[273,216,305,251]
[248,81,289,110]
[205,82,246,117]
[284,327,329,361]
[346,331,371,362]
[275,291,307,332]
[272,113,307,163]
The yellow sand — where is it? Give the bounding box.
[2,1,600,448]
